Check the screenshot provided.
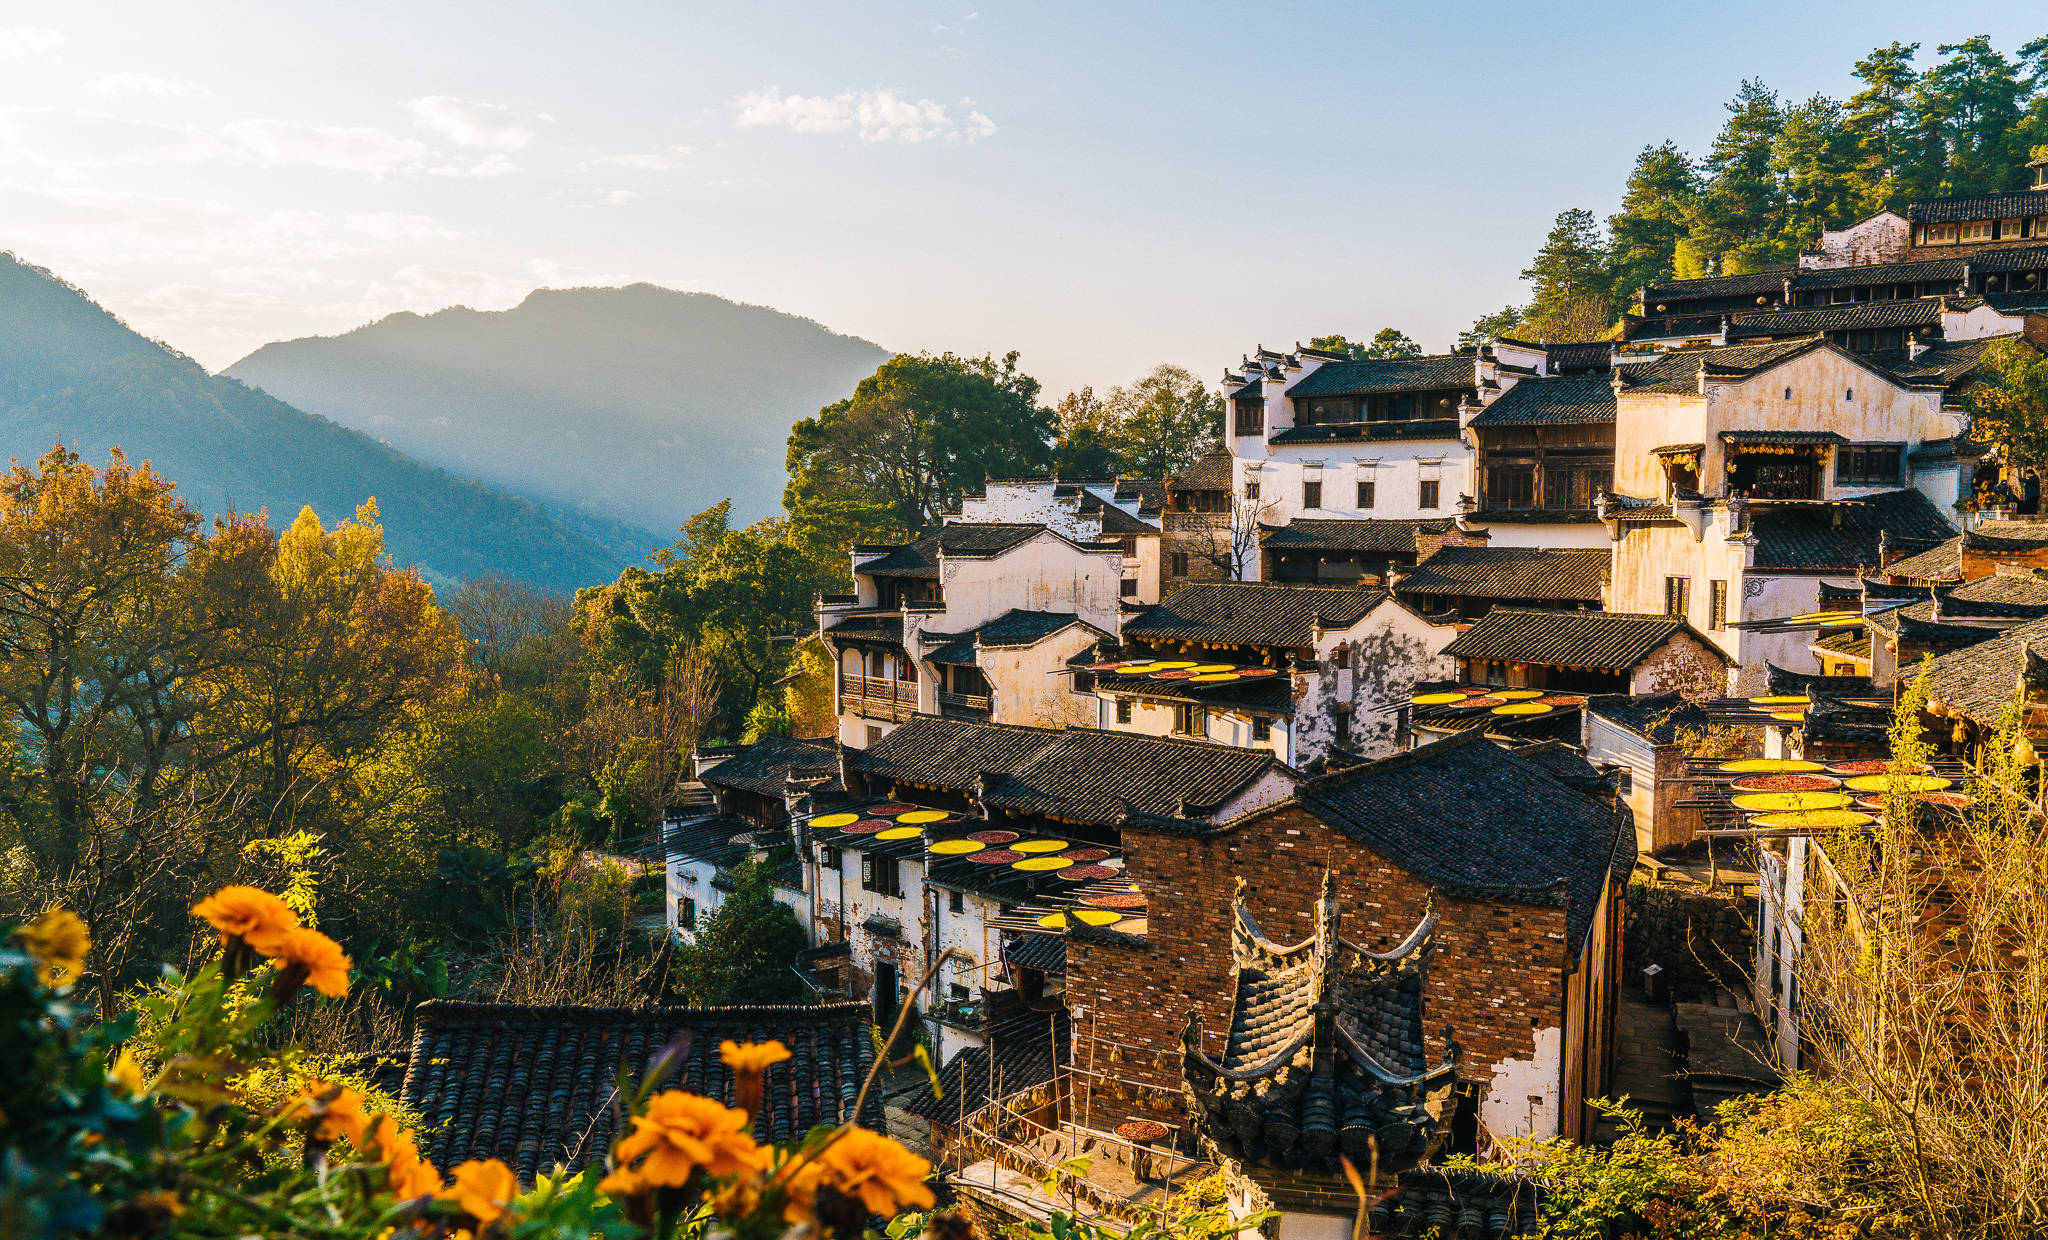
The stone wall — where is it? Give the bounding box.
[1622,879,1754,1002]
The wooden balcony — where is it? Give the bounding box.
[936,690,992,719]
[840,674,918,723]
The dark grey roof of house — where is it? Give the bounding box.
[1394,547,1607,602]
[1584,693,1708,746]
[1004,933,1067,974]
[1257,517,1456,554]
[1791,255,1967,290]
[1443,607,1724,671]
[1231,378,1263,399]
[1719,429,1848,444]
[1295,729,1630,952]
[1545,341,1616,374]
[1267,418,1461,445]
[1908,188,2048,223]
[1170,450,1234,491]
[1617,338,1828,394]
[858,523,1063,578]
[701,734,840,798]
[899,1008,1067,1124]
[922,610,1095,665]
[823,613,906,645]
[1923,613,2048,724]
[1091,667,1293,712]
[1122,581,1388,648]
[1748,491,1956,573]
[1877,337,1998,385]
[847,715,1282,825]
[663,815,766,867]
[1642,268,1794,304]
[1969,244,2048,273]
[1725,299,1941,337]
[402,1001,880,1186]
[1936,566,2048,614]
[1964,521,2048,553]
[1468,376,1616,427]
[1884,535,1964,583]
[1080,492,1157,535]
[1116,478,1166,514]
[1285,355,1477,398]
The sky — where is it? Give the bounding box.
[3,2,2048,398]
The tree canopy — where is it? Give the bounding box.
[1310,330,1421,360]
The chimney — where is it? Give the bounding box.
[1907,331,1929,361]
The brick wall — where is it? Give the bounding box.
[1064,804,1579,1124]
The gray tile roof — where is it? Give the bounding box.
[1394,546,1608,603]
[857,523,1060,577]
[702,734,840,798]
[1170,450,1234,491]
[1883,535,1963,583]
[847,715,1282,825]
[1922,613,2048,724]
[1749,490,1956,573]
[1295,729,1631,952]
[1122,581,1388,648]
[922,609,1096,665]
[1617,338,1827,394]
[1284,354,1476,398]
[823,612,906,645]
[1443,607,1723,671]
[1468,376,1616,427]
[1964,521,2048,553]
[1877,337,1997,385]
[1965,244,2048,273]
[1257,517,1456,553]
[1725,299,1941,337]
[1791,255,1966,290]
[1642,268,1793,305]
[402,1001,880,1186]
[1908,188,2048,223]
[1545,341,1617,374]
[1584,692,1708,745]
[900,1008,1067,1124]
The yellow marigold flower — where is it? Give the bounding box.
[597,1166,644,1199]
[438,1159,519,1226]
[386,1147,443,1199]
[814,1127,936,1218]
[15,908,89,987]
[191,886,299,955]
[273,926,352,998]
[708,1173,763,1219]
[719,1040,792,1074]
[105,1050,146,1098]
[613,1091,765,1188]
[283,1080,371,1145]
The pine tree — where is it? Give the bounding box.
[1692,79,1789,272]
[1920,37,2030,196]
[1771,95,1861,248]
[1521,208,1613,340]
[1607,142,1701,308]
[1843,41,1922,213]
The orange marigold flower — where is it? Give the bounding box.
[613,1091,765,1188]
[283,1080,371,1145]
[438,1159,519,1226]
[191,886,299,955]
[719,1040,792,1074]
[597,1166,644,1199]
[15,908,90,987]
[814,1127,936,1218]
[387,1147,443,1199]
[273,926,352,998]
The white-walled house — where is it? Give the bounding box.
[1597,337,1965,684]
[820,522,1125,747]
[955,478,1164,605]
[1080,580,1458,763]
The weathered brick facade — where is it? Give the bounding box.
[1063,800,1617,1139]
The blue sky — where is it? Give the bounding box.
[3,2,2046,397]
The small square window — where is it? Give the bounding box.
[1357,479,1376,509]
[1115,698,1133,725]
[1303,479,1323,509]
[1251,716,1271,743]
[949,889,965,913]
[680,896,697,930]
[1418,479,1440,509]
[1171,551,1189,576]
[1244,480,1260,500]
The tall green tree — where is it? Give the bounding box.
[1691,79,1789,272]
[670,862,810,1006]
[1521,208,1614,340]
[1101,364,1222,478]
[1771,95,1862,247]
[1309,330,1420,360]
[1917,37,2031,196]
[783,351,1054,531]
[1963,337,2048,472]
[1051,386,1124,478]
[1606,142,1702,305]
[1457,306,1525,351]
[1843,41,1923,211]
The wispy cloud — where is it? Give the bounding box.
[0,26,62,60]
[589,144,692,171]
[219,118,427,177]
[406,96,546,150]
[88,71,206,99]
[733,86,996,144]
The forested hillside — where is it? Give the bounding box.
[1492,36,2048,341]
[0,253,649,593]
[226,284,891,533]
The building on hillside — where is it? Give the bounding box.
[1258,516,1486,586]
[1158,450,1244,590]
[1440,607,1732,700]
[820,522,1123,747]
[1459,373,1617,549]
[1580,693,1711,854]
[1078,580,1457,762]
[955,477,1165,604]
[1390,545,1608,620]
[1056,728,1632,1154]
[672,734,838,933]
[401,1000,883,1186]
[800,715,1295,1063]
[1596,336,1964,683]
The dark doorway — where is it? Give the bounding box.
[873,959,899,1026]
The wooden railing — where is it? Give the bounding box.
[840,675,918,722]
[937,690,992,717]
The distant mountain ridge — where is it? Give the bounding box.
[225,283,892,534]
[0,252,650,593]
